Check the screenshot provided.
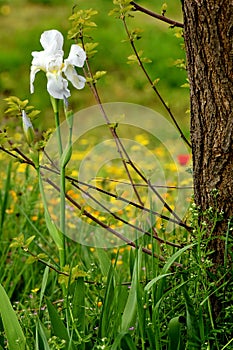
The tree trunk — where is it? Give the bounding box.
[182,0,233,317]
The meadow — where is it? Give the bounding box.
[0,1,232,349]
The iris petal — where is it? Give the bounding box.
[40,30,64,54]
[30,30,86,99]
[30,66,41,94]
[46,71,71,99]
[65,45,86,68]
[64,64,86,90]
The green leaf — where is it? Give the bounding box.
[39,266,50,311]
[182,286,201,348]
[99,265,115,338]
[168,316,185,350]
[0,161,11,234]
[46,299,70,343]
[38,171,63,251]
[93,71,107,80]
[27,109,40,120]
[127,54,138,64]
[96,248,111,276]
[26,255,37,264]
[9,233,25,248]
[0,129,8,146]
[25,235,36,247]
[162,244,195,275]
[0,284,26,350]
[152,78,160,86]
[83,42,99,58]
[111,332,137,350]
[121,333,138,349]
[155,244,194,301]
[36,320,50,350]
[145,273,173,292]
[73,277,85,335]
[4,96,40,119]
[121,248,142,331]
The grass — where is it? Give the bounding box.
[0,1,232,349]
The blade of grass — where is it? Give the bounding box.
[156,243,195,301]
[145,273,173,292]
[98,264,115,339]
[0,316,5,349]
[2,257,28,299]
[0,284,26,350]
[221,338,233,350]
[36,320,50,350]
[146,325,156,349]
[168,316,185,350]
[121,333,138,350]
[0,162,12,236]
[96,248,111,276]
[111,332,137,350]
[121,247,142,332]
[182,285,201,349]
[72,277,85,334]
[162,243,195,275]
[39,266,50,312]
[46,298,71,344]
[38,170,64,258]
[136,280,146,348]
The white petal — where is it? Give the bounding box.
[40,30,64,53]
[31,50,49,71]
[30,66,41,94]
[64,65,86,90]
[65,45,86,68]
[46,71,70,99]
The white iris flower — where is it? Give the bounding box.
[30,30,86,99]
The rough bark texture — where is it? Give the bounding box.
[182,0,233,316]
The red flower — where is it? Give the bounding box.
[177,154,190,166]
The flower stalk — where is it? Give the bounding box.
[30,29,86,269]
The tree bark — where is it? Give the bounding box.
[182,0,233,317]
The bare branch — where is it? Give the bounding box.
[130,1,184,28]
[122,18,191,148]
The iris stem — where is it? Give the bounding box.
[60,166,66,268]
[51,96,66,268]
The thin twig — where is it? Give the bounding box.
[122,18,191,149]
[44,176,183,267]
[41,161,192,231]
[69,179,184,248]
[130,1,184,28]
[22,247,176,287]
[87,177,193,190]
[82,57,188,225]
[82,40,144,207]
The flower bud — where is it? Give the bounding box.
[22,110,34,144]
